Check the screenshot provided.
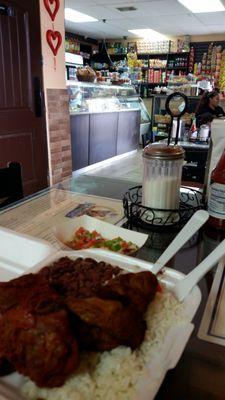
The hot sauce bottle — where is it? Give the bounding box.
[208,150,225,229]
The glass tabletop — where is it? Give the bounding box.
[0,174,225,399]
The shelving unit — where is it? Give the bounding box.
[91,40,190,89]
[138,52,190,85]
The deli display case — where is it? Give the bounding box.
[67,82,149,171]
[68,81,150,119]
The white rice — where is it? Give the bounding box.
[22,291,186,400]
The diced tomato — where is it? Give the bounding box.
[76,227,86,235]
[66,227,139,254]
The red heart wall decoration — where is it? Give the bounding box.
[44,0,60,22]
[46,30,62,56]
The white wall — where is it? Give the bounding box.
[39,0,66,90]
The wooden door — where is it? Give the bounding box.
[0,0,48,195]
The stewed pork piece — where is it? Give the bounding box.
[0,273,39,313]
[98,271,159,313]
[66,296,146,350]
[0,273,79,388]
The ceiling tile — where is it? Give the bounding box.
[105,2,161,18]
[108,18,151,29]
[196,11,225,25]
[65,4,124,19]
[201,25,225,33]
[82,5,124,19]
[128,0,190,16]
[94,0,159,4]
[65,21,99,35]
[154,13,201,26]
[65,20,129,39]
[159,26,185,35]
[180,26,211,35]
[65,0,97,7]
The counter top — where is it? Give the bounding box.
[160,139,209,149]
[148,94,200,99]
[177,140,209,149]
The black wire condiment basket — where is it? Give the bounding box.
[123,185,205,231]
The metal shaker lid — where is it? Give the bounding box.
[143,143,185,160]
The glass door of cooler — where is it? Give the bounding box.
[65,53,83,81]
[125,97,151,123]
[139,98,151,141]
[66,65,77,81]
[125,96,151,142]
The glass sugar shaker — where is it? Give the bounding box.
[142,144,185,212]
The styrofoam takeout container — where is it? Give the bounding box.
[0,227,54,282]
[53,215,148,252]
[0,247,201,400]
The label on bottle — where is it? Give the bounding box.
[208,183,225,219]
[189,129,198,141]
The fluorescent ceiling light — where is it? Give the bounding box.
[65,8,98,23]
[128,29,166,41]
[177,0,225,13]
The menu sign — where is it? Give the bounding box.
[198,258,225,346]
[0,189,125,249]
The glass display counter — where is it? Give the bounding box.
[68,81,136,113]
[67,82,145,172]
[67,81,151,136]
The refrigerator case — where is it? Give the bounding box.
[65,53,83,81]
[67,81,151,137]
[125,96,151,140]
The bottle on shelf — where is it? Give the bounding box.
[189,117,198,142]
[169,70,174,81]
[197,62,202,75]
[207,149,225,230]
[199,124,210,142]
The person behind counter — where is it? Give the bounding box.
[195,90,225,127]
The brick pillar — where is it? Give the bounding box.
[47,89,72,185]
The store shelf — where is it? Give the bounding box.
[137,53,168,57]
[168,52,190,55]
[148,82,167,85]
[167,66,188,70]
[150,67,167,70]
[108,53,127,57]
[137,52,189,57]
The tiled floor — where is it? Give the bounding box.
[84,150,143,183]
